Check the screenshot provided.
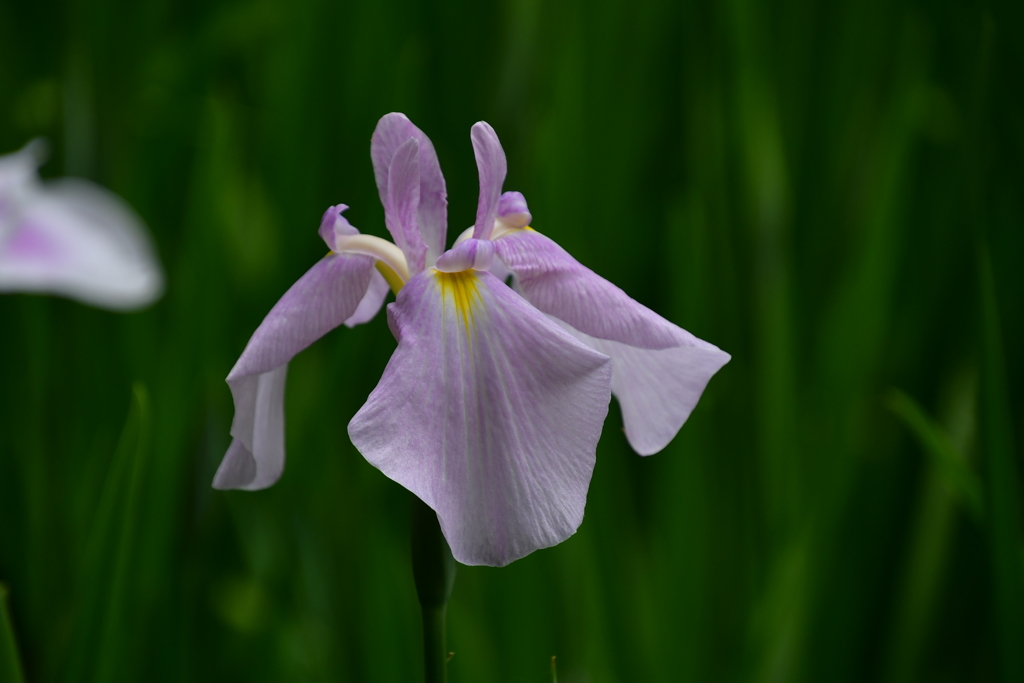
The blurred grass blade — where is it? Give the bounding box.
[885,389,983,520]
[0,584,26,683]
[883,373,977,683]
[62,383,151,683]
[978,247,1024,683]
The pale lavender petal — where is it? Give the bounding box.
[371,113,448,266]
[348,269,612,566]
[497,191,531,228]
[318,204,358,252]
[216,364,288,490]
[470,122,507,241]
[557,319,731,455]
[212,439,257,490]
[214,252,377,490]
[434,238,495,273]
[343,268,389,328]
[487,255,512,283]
[494,229,684,349]
[229,251,376,378]
[0,178,163,310]
[383,138,427,273]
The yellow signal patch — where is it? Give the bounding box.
[435,270,481,335]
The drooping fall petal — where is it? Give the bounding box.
[215,365,288,490]
[556,319,730,455]
[495,229,684,349]
[348,268,612,566]
[214,252,378,489]
[343,268,389,328]
[371,113,448,266]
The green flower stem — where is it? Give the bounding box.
[0,584,26,683]
[410,494,456,683]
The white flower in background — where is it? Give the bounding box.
[0,140,163,310]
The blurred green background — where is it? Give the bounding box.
[2,0,1023,681]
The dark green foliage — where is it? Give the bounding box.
[1,0,1022,681]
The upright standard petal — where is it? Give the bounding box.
[215,252,378,490]
[0,178,163,310]
[370,113,448,266]
[494,229,684,349]
[383,138,427,273]
[470,122,507,241]
[348,268,612,566]
[557,320,731,455]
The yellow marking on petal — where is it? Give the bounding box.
[435,270,481,337]
[376,260,405,295]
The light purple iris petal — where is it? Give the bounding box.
[557,319,731,455]
[470,122,507,241]
[497,191,531,228]
[434,238,495,273]
[494,229,684,349]
[343,268,389,328]
[215,364,288,490]
[0,178,163,310]
[318,204,358,252]
[488,255,512,283]
[348,269,612,566]
[371,113,448,266]
[383,138,427,273]
[214,252,377,490]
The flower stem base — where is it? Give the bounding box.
[410,494,456,683]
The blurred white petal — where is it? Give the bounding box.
[0,171,164,310]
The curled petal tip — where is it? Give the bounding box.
[318,204,357,251]
[497,191,531,228]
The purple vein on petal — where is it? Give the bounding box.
[383,137,427,273]
[348,269,611,566]
[214,252,378,490]
[494,229,686,349]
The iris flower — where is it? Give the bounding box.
[0,140,163,309]
[214,114,729,566]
